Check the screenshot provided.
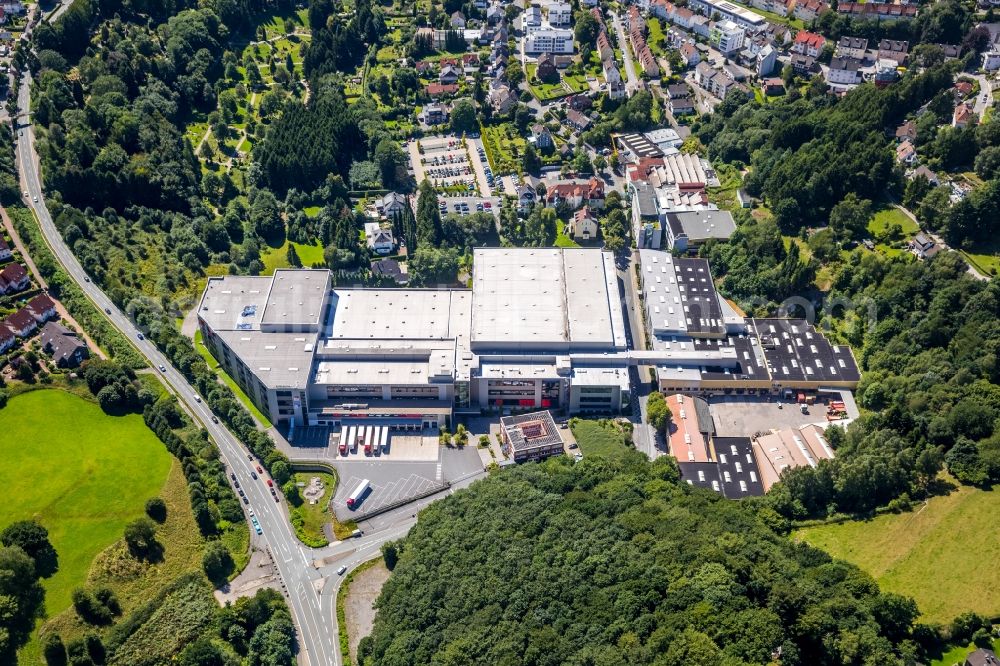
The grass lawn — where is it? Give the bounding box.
[260,239,326,273]
[959,236,1000,277]
[555,227,581,248]
[868,206,918,238]
[1,390,172,615]
[646,18,667,56]
[194,329,273,427]
[796,483,1000,624]
[570,418,632,459]
[289,471,356,546]
[930,639,1000,666]
[1,390,173,661]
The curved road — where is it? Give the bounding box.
[13,72,422,665]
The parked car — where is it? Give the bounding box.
[266,479,273,487]
[256,465,263,473]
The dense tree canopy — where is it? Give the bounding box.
[365,456,924,666]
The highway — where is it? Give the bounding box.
[12,71,424,665]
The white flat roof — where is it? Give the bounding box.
[198,276,274,332]
[471,248,627,350]
[326,289,471,341]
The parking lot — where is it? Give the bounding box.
[328,446,483,521]
[406,134,497,196]
[291,426,440,462]
[708,393,856,437]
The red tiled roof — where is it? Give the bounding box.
[794,31,825,50]
[426,83,459,96]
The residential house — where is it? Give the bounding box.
[911,165,939,186]
[790,53,817,75]
[571,207,599,240]
[836,2,918,20]
[422,102,449,125]
[877,39,909,64]
[524,29,575,54]
[516,182,537,213]
[39,321,89,368]
[364,222,396,255]
[566,94,593,111]
[792,30,825,58]
[910,232,940,260]
[666,83,695,115]
[523,5,543,30]
[597,30,614,61]
[426,82,459,97]
[679,42,700,67]
[451,11,466,28]
[895,120,916,142]
[836,36,868,59]
[827,56,861,86]
[895,139,917,165]
[953,103,976,128]
[983,50,1000,71]
[756,44,777,76]
[934,43,962,59]
[536,53,558,81]
[750,0,788,16]
[566,108,592,131]
[0,324,14,353]
[636,44,660,76]
[371,258,408,285]
[530,124,555,151]
[489,84,517,114]
[711,20,745,55]
[874,58,899,87]
[790,0,828,21]
[462,53,481,72]
[1,1,24,15]
[628,5,646,33]
[762,78,784,96]
[604,59,626,100]
[689,14,710,37]
[4,308,37,337]
[26,294,57,323]
[548,1,572,27]
[0,236,11,262]
[376,192,408,217]
[547,177,606,210]
[0,262,28,294]
[439,65,462,84]
[954,80,974,98]
[964,648,999,666]
[486,3,503,25]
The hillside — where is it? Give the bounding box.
[364,454,924,666]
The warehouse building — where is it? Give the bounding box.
[198,249,632,429]
[637,250,861,395]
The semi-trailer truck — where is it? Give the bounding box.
[346,479,370,509]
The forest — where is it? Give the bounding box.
[364,455,928,666]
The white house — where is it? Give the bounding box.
[364,222,396,255]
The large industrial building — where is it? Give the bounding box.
[637,250,861,395]
[197,248,632,429]
[197,247,861,433]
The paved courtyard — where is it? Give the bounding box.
[708,393,855,438]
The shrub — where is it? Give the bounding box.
[202,540,235,585]
[145,497,167,523]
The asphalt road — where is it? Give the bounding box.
[610,11,640,95]
[12,73,429,666]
